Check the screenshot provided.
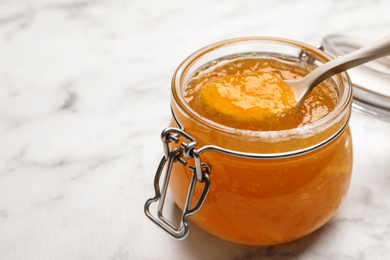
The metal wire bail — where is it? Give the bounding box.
[144,127,211,239]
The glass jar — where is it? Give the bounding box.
[145,37,353,245]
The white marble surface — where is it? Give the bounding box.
[0,0,390,259]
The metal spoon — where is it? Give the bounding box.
[286,35,390,103]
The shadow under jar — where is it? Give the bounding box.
[145,37,353,246]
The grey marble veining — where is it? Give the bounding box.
[0,0,390,259]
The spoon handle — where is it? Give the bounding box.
[308,34,390,88]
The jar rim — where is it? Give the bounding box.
[171,37,352,141]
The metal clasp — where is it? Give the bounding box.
[144,127,211,240]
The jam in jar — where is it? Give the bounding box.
[145,37,353,245]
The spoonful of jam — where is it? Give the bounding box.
[199,72,296,121]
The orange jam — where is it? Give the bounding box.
[168,38,352,245]
[184,57,338,131]
[197,72,296,123]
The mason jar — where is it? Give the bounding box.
[145,37,353,245]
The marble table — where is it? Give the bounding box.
[1,0,390,259]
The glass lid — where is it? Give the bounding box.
[321,34,390,121]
